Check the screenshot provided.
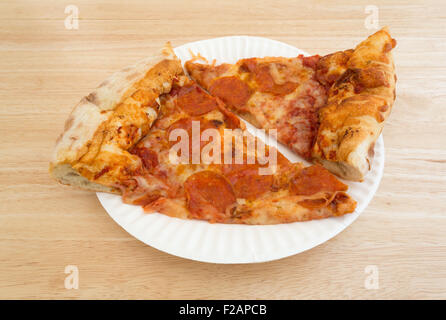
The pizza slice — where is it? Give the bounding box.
[185,52,325,160]
[185,27,397,181]
[50,46,357,224]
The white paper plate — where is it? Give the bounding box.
[97,36,385,264]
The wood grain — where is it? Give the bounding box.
[0,0,445,299]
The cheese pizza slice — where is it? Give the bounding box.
[185,27,397,181]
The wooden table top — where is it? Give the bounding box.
[0,0,445,299]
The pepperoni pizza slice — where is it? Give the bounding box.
[117,75,357,224]
[185,54,326,160]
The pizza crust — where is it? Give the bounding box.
[312,27,397,181]
[50,43,183,193]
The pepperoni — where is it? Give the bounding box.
[222,164,273,200]
[131,147,159,170]
[167,117,220,146]
[184,171,236,221]
[291,165,348,196]
[209,76,252,108]
[167,117,192,145]
[176,84,218,116]
[167,117,223,162]
[167,118,194,156]
[241,59,298,95]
